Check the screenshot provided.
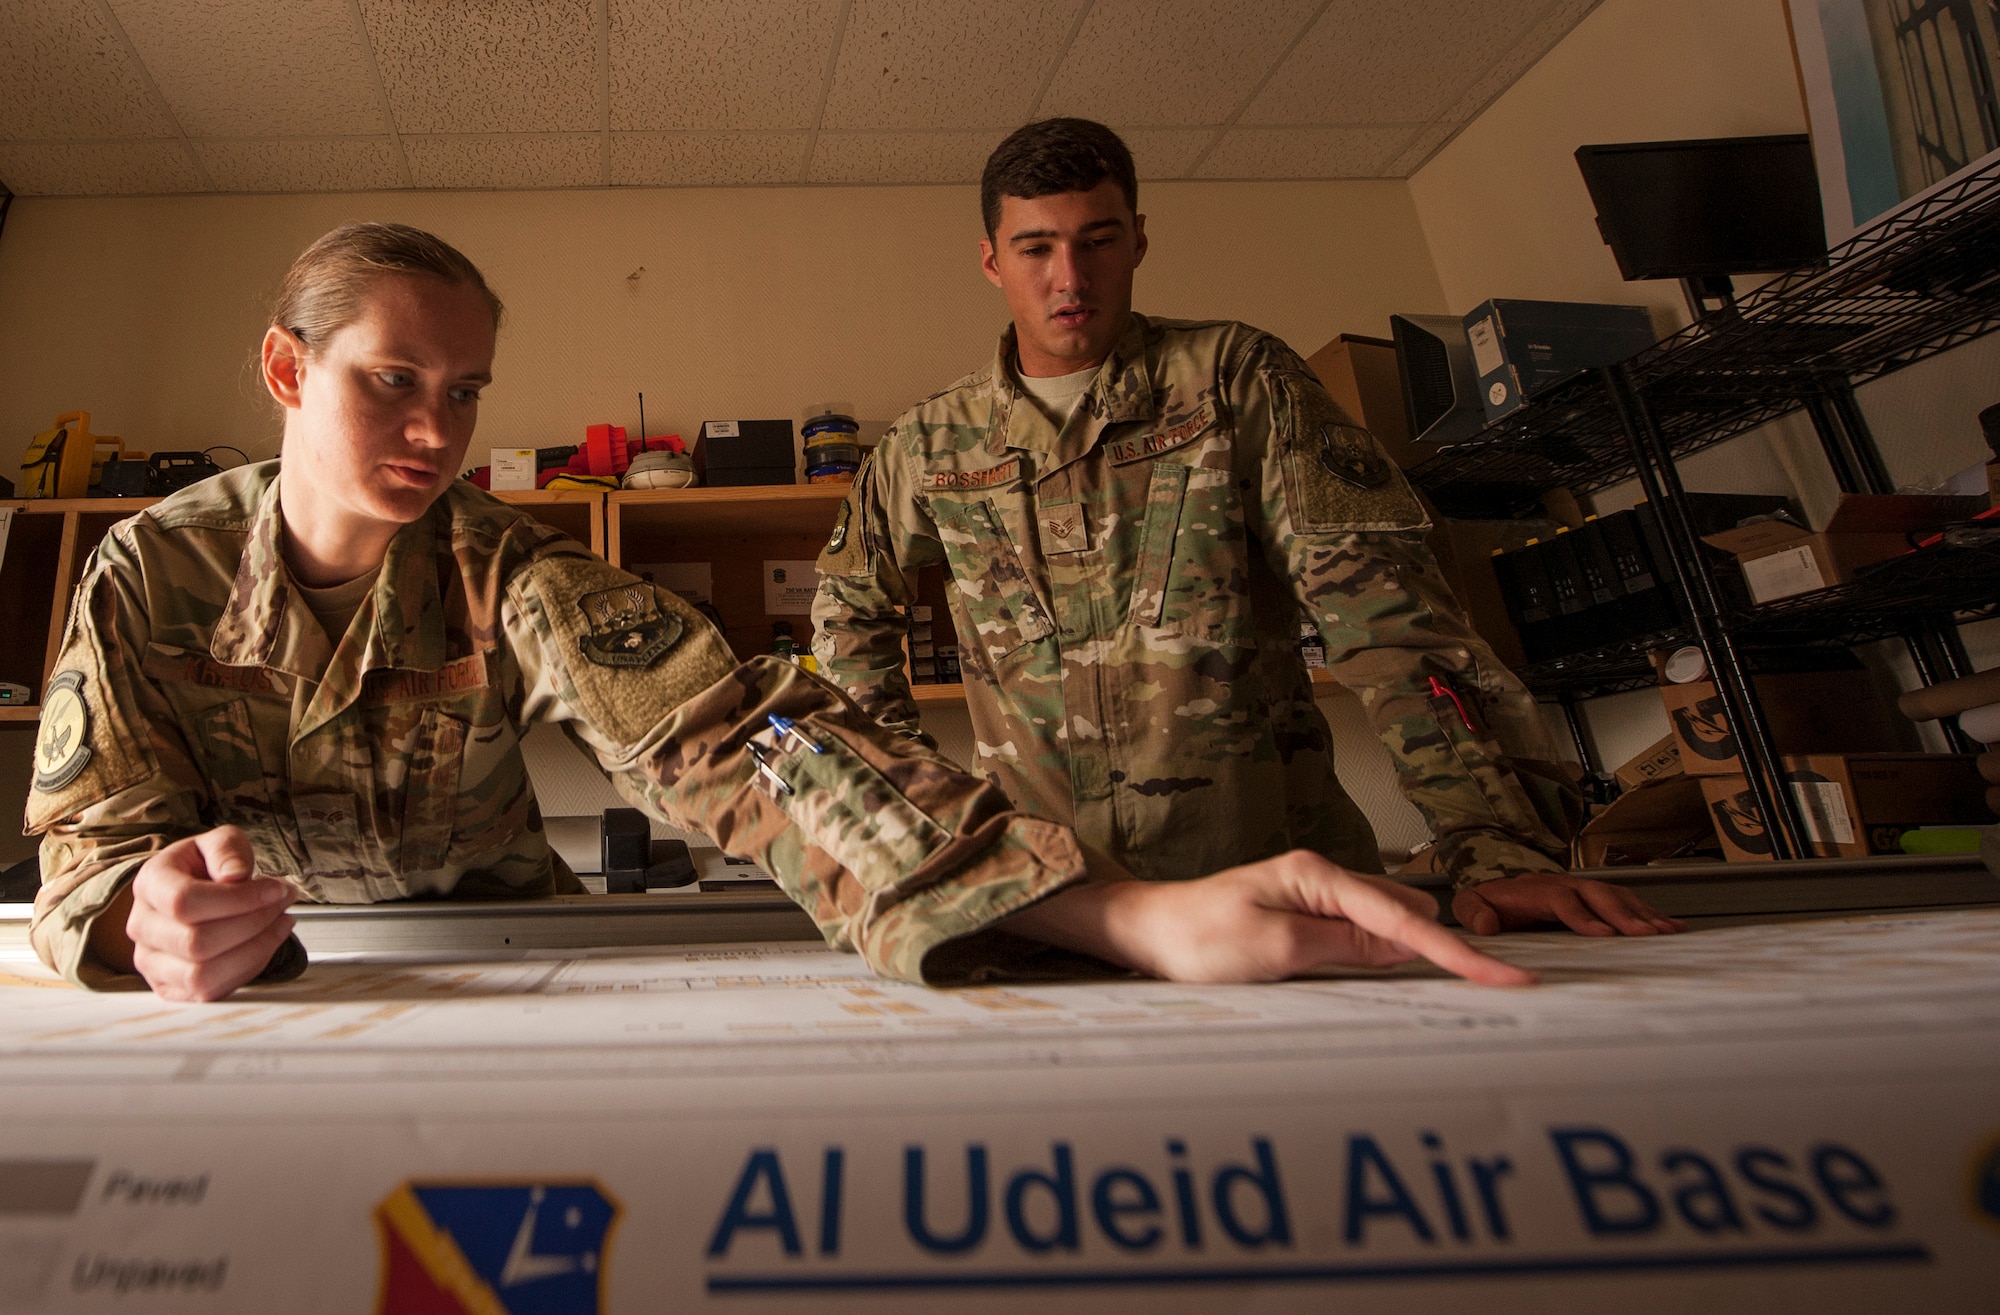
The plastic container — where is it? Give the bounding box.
[803,413,862,485]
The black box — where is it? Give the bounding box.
[696,420,796,486]
[1461,299,1657,421]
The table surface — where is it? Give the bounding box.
[3,862,1999,1314]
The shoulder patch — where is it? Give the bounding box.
[1106,400,1217,464]
[1317,422,1392,489]
[577,583,683,668]
[35,671,92,791]
[519,557,737,756]
[1276,371,1425,534]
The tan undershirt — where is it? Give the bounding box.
[1015,362,1099,428]
[295,567,380,647]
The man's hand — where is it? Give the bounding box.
[1452,872,1684,938]
[1008,850,1534,986]
[90,826,297,1002]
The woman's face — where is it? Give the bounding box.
[267,273,496,535]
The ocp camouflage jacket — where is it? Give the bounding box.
[27,463,1084,989]
[814,315,1580,886]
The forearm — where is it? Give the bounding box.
[811,575,925,737]
[626,656,1089,982]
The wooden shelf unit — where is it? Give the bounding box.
[608,486,847,663]
[493,487,607,557]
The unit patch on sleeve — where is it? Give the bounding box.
[1105,400,1216,464]
[34,670,93,791]
[826,499,851,554]
[1317,422,1391,489]
[577,584,683,669]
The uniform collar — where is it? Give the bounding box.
[992,314,1159,472]
[211,472,447,678]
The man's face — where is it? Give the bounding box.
[980,179,1147,378]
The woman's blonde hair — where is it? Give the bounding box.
[271,222,503,351]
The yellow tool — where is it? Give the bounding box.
[21,412,134,499]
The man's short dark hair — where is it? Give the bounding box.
[981,119,1138,240]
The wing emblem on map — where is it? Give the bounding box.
[375,1180,619,1314]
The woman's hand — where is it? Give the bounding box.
[1007,850,1535,986]
[89,826,297,1002]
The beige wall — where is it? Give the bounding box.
[1410,0,1809,327]
[0,179,1440,473]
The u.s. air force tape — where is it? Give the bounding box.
[35,670,93,791]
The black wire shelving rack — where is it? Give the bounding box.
[1405,159,2000,858]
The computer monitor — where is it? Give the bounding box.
[1575,135,1828,282]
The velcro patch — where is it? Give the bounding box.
[521,555,737,755]
[923,459,1021,491]
[143,645,276,694]
[577,583,683,668]
[1038,503,1090,555]
[363,653,491,703]
[1105,400,1216,464]
[34,671,93,791]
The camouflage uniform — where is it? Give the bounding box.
[26,462,1085,990]
[814,315,1580,888]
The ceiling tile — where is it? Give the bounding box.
[0,0,175,140]
[818,0,1087,132]
[1243,0,1560,125]
[1037,0,1323,127]
[0,140,200,194]
[611,133,808,185]
[1119,128,1215,179]
[198,138,405,191]
[1380,118,1463,177]
[108,0,385,138]
[1426,0,1602,126]
[1196,127,1420,179]
[403,134,602,189]
[609,0,842,131]
[360,0,600,133]
[807,131,1005,185]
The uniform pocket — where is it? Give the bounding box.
[1129,462,1189,628]
[933,498,1054,663]
[190,698,297,874]
[776,732,950,891]
[401,707,467,872]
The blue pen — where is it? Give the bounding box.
[767,714,825,753]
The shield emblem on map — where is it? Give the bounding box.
[577,584,681,669]
[376,1180,620,1314]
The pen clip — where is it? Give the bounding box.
[1428,675,1482,736]
[745,740,794,796]
[766,713,824,754]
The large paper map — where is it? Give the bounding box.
[2,908,1998,1084]
[4,910,1998,1314]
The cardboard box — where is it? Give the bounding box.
[1574,776,1713,868]
[1702,494,1985,603]
[489,447,537,491]
[1613,733,1682,792]
[1304,334,1422,470]
[1660,668,1904,776]
[1699,754,1988,862]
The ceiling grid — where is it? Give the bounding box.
[0,0,1604,196]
